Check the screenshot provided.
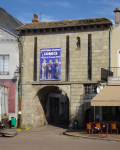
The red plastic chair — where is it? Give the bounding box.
[111,123,118,134]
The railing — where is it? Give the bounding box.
[88,122,108,138]
[101,67,120,81]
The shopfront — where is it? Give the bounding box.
[91,77,120,122]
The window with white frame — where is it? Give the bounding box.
[0,55,9,75]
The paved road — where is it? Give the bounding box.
[0,124,120,150]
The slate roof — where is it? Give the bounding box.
[17,17,112,30]
[0,7,23,35]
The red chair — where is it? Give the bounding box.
[86,123,93,134]
[111,123,118,134]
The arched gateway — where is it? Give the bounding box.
[21,84,70,128]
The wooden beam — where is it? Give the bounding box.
[49,28,52,33]
[87,26,90,30]
[62,28,64,32]
[101,25,104,29]
[66,36,69,82]
[25,30,28,34]
[55,28,58,32]
[74,27,77,31]
[81,26,84,31]
[33,37,37,81]
[43,29,46,33]
[31,29,34,33]
[88,34,92,80]
[68,27,71,31]
[37,29,40,33]
[94,25,97,29]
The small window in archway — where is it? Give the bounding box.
[76,36,80,49]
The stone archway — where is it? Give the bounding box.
[21,85,70,128]
[32,84,70,100]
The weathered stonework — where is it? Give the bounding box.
[20,24,110,129]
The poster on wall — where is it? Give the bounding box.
[40,48,61,80]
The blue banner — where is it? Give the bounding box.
[40,48,61,80]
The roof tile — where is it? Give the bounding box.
[17,17,112,30]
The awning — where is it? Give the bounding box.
[91,86,120,106]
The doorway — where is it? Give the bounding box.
[50,97,59,123]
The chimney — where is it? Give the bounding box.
[32,14,39,22]
[114,8,120,24]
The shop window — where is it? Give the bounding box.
[0,55,9,75]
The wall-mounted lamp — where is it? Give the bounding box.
[14,68,19,77]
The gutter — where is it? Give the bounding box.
[19,36,23,128]
[0,25,19,38]
[109,27,111,72]
[109,22,114,74]
[20,39,23,100]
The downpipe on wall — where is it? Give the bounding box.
[18,36,23,128]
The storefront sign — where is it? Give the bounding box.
[40,48,61,80]
[108,77,120,85]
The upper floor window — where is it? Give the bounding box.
[0,55,9,75]
[76,36,80,49]
[84,84,97,94]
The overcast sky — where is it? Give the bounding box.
[1,0,119,24]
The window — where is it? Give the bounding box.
[76,36,80,49]
[0,55,9,75]
[84,84,97,94]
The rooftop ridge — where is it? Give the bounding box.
[17,17,112,30]
[0,7,23,26]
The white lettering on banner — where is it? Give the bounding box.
[52,49,61,51]
[44,52,58,56]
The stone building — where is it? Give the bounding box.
[17,15,112,128]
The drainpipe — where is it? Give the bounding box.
[109,21,114,76]
[109,27,111,76]
[20,39,23,101]
[19,37,23,128]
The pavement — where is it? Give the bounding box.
[0,124,120,150]
[64,128,120,142]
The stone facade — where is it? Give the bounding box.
[22,29,110,83]
[19,24,111,128]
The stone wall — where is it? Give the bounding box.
[21,27,110,128]
[22,29,110,83]
[21,84,71,128]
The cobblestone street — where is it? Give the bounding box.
[0,124,120,150]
